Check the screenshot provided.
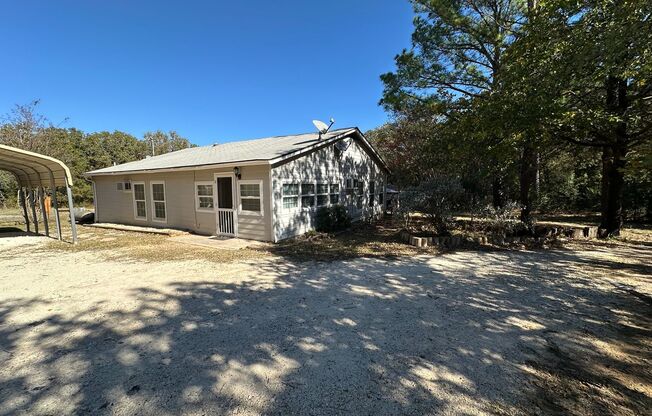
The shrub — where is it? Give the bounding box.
[397,176,466,234]
[315,205,352,232]
[479,201,529,236]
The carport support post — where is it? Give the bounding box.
[49,172,62,241]
[38,186,49,237]
[28,188,39,234]
[65,176,77,243]
[19,188,30,232]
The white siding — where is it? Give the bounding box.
[271,136,386,241]
[92,164,272,241]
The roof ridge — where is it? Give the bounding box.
[203,127,355,148]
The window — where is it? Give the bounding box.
[151,181,166,222]
[330,183,340,204]
[117,181,132,192]
[316,183,329,206]
[369,181,375,207]
[301,183,315,208]
[378,181,384,205]
[195,182,214,211]
[239,181,263,214]
[132,182,146,220]
[345,178,355,196]
[282,183,299,209]
[356,180,364,209]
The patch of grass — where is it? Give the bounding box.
[269,220,439,262]
[40,226,268,264]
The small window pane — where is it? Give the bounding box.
[152,184,165,201]
[379,193,384,204]
[197,184,213,196]
[330,194,339,204]
[154,201,166,219]
[241,198,261,212]
[302,195,315,207]
[240,183,260,197]
[357,181,364,193]
[330,184,339,194]
[117,182,123,191]
[136,200,146,217]
[283,183,299,195]
[283,196,298,209]
[198,196,213,209]
[134,184,145,200]
[356,196,363,209]
[316,184,328,194]
[301,183,315,195]
[124,182,132,190]
[370,181,375,195]
[317,195,329,206]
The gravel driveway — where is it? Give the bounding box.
[0,236,650,415]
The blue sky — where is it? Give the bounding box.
[0,1,414,145]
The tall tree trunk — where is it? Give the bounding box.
[519,142,537,223]
[603,142,627,235]
[599,76,628,237]
[599,145,613,234]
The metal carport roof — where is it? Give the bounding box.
[0,144,73,187]
[0,143,77,243]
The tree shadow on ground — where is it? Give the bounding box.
[0,246,650,415]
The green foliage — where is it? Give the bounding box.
[378,0,651,231]
[0,101,196,205]
[398,176,466,234]
[315,205,352,233]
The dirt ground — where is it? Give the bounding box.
[0,232,650,415]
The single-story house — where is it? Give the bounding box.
[86,127,389,242]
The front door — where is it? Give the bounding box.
[216,175,237,236]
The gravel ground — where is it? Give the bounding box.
[0,236,650,415]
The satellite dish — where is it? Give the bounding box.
[312,118,335,135]
[312,120,330,134]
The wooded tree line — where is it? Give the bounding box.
[0,100,195,205]
[369,0,651,236]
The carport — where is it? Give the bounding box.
[0,144,77,243]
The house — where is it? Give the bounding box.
[86,127,389,242]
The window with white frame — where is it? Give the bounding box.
[282,183,299,209]
[316,183,329,206]
[195,181,214,211]
[356,180,364,209]
[117,181,132,192]
[329,183,340,204]
[239,181,262,214]
[133,182,147,220]
[151,181,167,222]
[301,183,315,208]
[345,178,354,196]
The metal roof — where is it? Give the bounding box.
[86,127,388,176]
[0,144,74,187]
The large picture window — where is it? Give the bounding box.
[195,181,215,211]
[133,182,146,220]
[239,181,263,214]
[151,181,167,222]
[282,183,299,209]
